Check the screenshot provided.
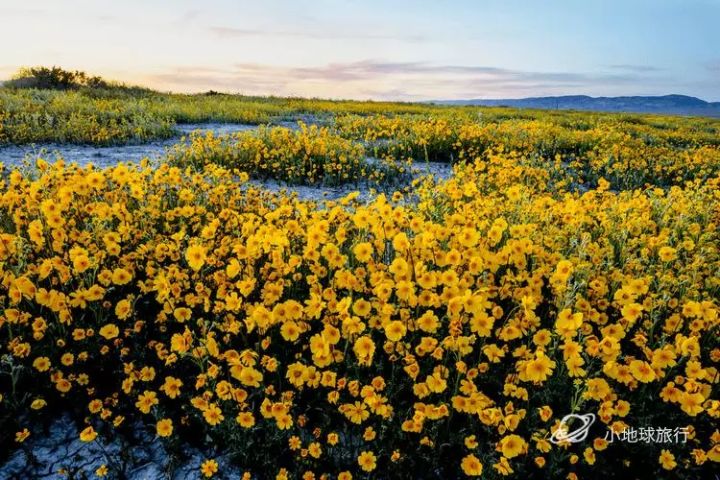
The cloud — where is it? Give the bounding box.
[608,64,663,73]
[143,60,671,100]
[208,26,427,43]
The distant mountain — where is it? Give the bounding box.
[434,94,720,117]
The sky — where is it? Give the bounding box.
[1,0,719,101]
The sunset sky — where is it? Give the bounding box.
[1,0,719,100]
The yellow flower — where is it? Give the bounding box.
[226,258,241,279]
[523,354,555,383]
[173,307,192,323]
[136,391,159,414]
[621,303,643,323]
[658,246,677,262]
[538,406,553,422]
[417,311,440,333]
[461,454,483,476]
[499,434,527,459]
[115,299,132,320]
[708,444,720,462]
[161,376,183,399]
[554,260,574,280]
[61,353,74,366]
[384,320,407,342]
[200,459,218,478]
[289,436,302,450]
[236,412,255,428]
[493,456,514,476]
[353,336,375,366]
[156,418,173,437]
[79,426,98,442]
[203,403,225,426]
[358,451,377,472]
[584,447,596,465]
[88,399,103,414]
[458,227,480,248]
[171,331,192,354]
[308,442,322,458]
[392,232,410,251]
[555,309,583,336]
[352,299,372,317]
[186,244,207,271]
[280,321,301,342]
[99,323,119,340]
[659,449,677,470]
[33,356,51,372]
[73,254,91,273]
[352,242,373,262]
[276,414,293,430]
[96,464,108,477]
[56,378,72,393]
[111,267,132,285]
[629,360,656,383]
[341,401,369,424]
[679,391,704,416]
[15,429,30,443]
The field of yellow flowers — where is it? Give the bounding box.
[165,124,410,187]
[0,86,438,146]
[1,87,720,479]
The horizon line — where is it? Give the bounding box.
[1,78,717,105]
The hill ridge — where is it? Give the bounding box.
[435,94,720,116]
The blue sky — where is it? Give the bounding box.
[1,0,718,100]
